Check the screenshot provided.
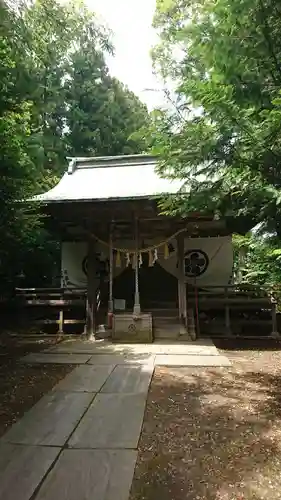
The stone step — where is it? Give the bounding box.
[150,308,178,315]
[154,322,187,338]
[153,319,181,326]
[153,320,182,328]
[154,330,189,339]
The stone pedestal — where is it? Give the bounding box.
[112,313,153,343]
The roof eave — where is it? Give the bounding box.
[36,192,185,204]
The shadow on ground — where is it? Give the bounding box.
[0,335,73,437]
[215,338,281,351]
[130,363,281,500]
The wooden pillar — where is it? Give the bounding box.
[133,216,141,315]
[58,308,64,335]
[224,286,232,336]
[178,279,183,319]
[237,246,247,283]
[177,233,187,322]
[271,293,278,337]
[57,288,64,336]
[85,237,96,339]
[108,222,114,314]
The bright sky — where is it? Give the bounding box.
[85,0,164,110]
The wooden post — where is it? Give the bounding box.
[133,216,141,315]
[57,289,64,336]
[58,309,64,335]
[177,233,187,324]
[108,222,114,314]
[224,286,232,336]
[178,277,183,319]
[85,237,96,339]
[271,291,278,337]
[272,302,278,337]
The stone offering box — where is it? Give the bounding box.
[112,313,153,343]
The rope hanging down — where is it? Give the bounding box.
[90,227,188,254]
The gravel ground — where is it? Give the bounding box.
[0,335,74,437]
[130,339,281,500]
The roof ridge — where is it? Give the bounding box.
[66,154,157,174]
[66,153,156,161]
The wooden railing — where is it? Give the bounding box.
[185,284,278,338]
[16,287,87,335]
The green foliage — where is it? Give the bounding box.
[0,1,42,293]
[152,0,281,238]
[233,233,281,287]
[23,0,149,174]
[0,0,150,294]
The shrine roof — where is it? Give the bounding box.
[34,154,184,203]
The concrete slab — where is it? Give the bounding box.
[48,338,218,356]
[21,353,91,364]
[0,443,60,500]
[54,365,115,392]
[2,391,94,446]
[35,449,137,500]
[155,354,231,367]
[68,393,147,449]
[151,341,218,355]
[101,365,154,394]
[88,354,155,365]
[47,340,122,354]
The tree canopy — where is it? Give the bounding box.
[152,0,281,238]
[0,0,150,292]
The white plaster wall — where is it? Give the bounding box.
[61,236,233,288]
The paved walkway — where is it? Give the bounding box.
[21,338,231,367]
[0,339,230,500]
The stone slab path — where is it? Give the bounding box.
[101,365,153,394]
[88,354,156,366]
[0,362,153,500]
[1,391,93,446]
[21,352,91,364]
[0,338,230,500]
[22,338,228,366]
[155,354,231,366]
[54,364,115,392]
[0,443,60,500]
[46,338,218,356]
[68,393,148,449]
[34,449,137,500]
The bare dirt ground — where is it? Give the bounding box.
[0,334,74,438]
[130,339,281,500]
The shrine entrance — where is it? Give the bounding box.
[112,260,178,311]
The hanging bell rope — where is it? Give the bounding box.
[148,250,154,267]
[125,252,130,267]
[153,249,158,265]
[132,253,137,269]
[115,251,121,268]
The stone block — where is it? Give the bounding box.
[112,313,153,343]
